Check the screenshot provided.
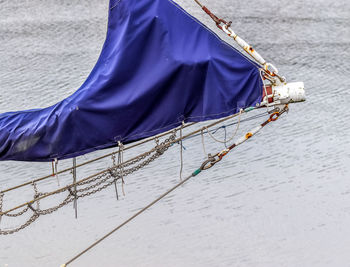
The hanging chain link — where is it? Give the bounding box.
[0,214,39,235]
[0,131,177,235]
[4,206,29,218]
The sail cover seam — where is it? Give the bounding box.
[166,0,261,69]
[110,0,122,10]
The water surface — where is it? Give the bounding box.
[0,0,349,266]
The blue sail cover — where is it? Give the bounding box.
[0,0,263,162]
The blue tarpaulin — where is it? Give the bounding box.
[0,0,263,162]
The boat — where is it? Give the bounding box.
[0,0,304,162]
[0,0,305,263]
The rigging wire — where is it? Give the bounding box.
[0,125,196,195]
[0,122,197,195]
[193,0,203,8]
[0,109,252,217]
[201,128,207,157]
[61,170,198,267]
[179,122,184,180]
[182,110,269,143]
[0,106,287,236]
[60,105,288,266]
[0,109,258,196]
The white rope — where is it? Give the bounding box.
[72,158,78,218]
[111,152,119,200]
[118,141,125,196]
[205,108,242,144]
[201,129,207,157]
[179,121,185,180]
[54,158,60,186]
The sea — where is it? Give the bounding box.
[0,0,349,266]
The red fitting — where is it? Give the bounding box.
[269,112,280,122]
[202,6,220,25]
[262,85,274,103]
[202,6,211,15]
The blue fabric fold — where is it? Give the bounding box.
[0,0,263,161]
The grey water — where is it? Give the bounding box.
[0,0,349,266]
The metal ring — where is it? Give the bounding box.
[222,25,234,37]
[270,112,280,121]
[200,156,220,171]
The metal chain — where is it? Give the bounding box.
[37,194,74,216]
[0,131,177,235]
[4,206,29,217]
[1,183,42,218]
[0,214,39,235]
[77,131,176,198]
[1,106,279,236]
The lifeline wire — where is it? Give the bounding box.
[0,109,250,198]
[61,171,198,267]
[61,105,288,266]
[0,132,178,235]
[0,107,249,219]
[0,122,197,195]
[179,122,184,180]
[0,108,286,236]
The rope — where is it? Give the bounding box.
[201,129,207,157]
[0,122,197,195]
[72,158,78,219]
[62,169,201,267]
[0,109,254,218]
[112,153,119,200]
[0,110,247,196]
[179,121,184,180]
[118,141,126,196]
[54,158,60,186]
[181,111,266,143]
[61,105,288,266]
[0,106,287,236]
[0,133,177,235]
[205,109,242,144]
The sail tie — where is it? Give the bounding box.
[0,193,3,224]
[200,129,207,157]
[179,121,185,180]
[111,152,119,200]
[118,141,126,196]
[52,158,60,186]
